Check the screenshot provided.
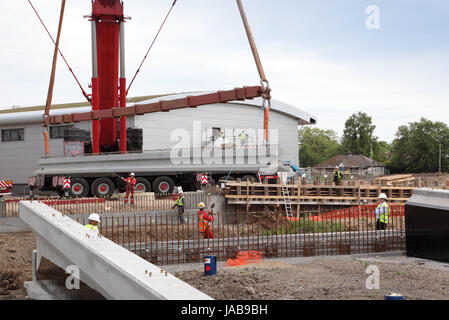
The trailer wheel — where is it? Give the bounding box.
[69,178,89,198]
[152,176,174,195]
[91,177,115,198]
[135,177,151,193]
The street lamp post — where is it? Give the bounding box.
[370,142,373,179]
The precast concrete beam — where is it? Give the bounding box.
[406,188,449,210]
[405,188,449,263]
[19,201,212,300]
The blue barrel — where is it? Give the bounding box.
[204,256,217,276]
[385,293,404,300]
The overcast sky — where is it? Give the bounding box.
[0,0,448,143]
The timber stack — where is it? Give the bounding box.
[222,178,447,207]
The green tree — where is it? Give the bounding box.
[374,140,392,164]
[298,127,342,167]
[390,118,449,173]
[341,112,378,157]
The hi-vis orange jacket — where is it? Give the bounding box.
[125,177,136,190]
[198,210,214,233]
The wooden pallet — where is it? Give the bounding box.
[223,181,415,205]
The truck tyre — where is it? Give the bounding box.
[91,177,115,198]
[69,178,89,198]
[152,176,174,195]
[135,177,151,193]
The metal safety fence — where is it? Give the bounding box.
[74,205,405,266]
[0,192,207,218]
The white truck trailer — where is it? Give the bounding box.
[29,144,280,197]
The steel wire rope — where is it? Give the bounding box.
[211,0,273,206]
[27,0,91,102]
[126,0,178,95]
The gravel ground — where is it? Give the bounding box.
[2,231,449,300]
[172,254,449,300]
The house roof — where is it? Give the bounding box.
[314,154,385,169]
[0,92,317,126]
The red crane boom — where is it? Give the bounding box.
[40,0,270,155]
[88,0,127,153]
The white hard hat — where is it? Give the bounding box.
[335,166,339,169]
[88,213,101,222]
[378,193,387,200]
[130,172,135,176]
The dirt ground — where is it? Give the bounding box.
[0,232,35,299]
[175,258,449,300]
[1,231,449,300]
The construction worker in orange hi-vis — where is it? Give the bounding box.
[198,202,215,239]
[207,203,217,238]
[123,172,136,205]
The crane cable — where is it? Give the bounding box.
[236,0,271,141]
[42,0,66,156]
[126,0,178,96]
[27,0,91,103]
[211,0,273,207]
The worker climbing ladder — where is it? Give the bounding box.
[281,185,293,218]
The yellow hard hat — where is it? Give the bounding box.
[198,202,205,208]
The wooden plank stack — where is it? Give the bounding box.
[223,180,415,206]
[373,174,415,186]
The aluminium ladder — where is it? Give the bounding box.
[281,185,294,218]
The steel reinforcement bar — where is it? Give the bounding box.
[69,206,406,266]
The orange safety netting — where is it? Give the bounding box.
[226,250,264,267]
[318,205,405,220]
[287,205,405,222]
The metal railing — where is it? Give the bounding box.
[1,192,207,218]
[73,205,405,266]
